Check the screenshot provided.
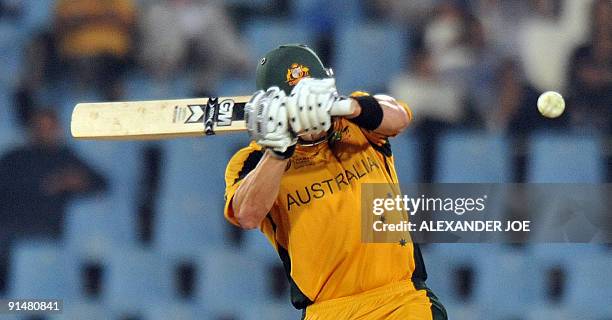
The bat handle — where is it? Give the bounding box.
[330,97,356,116]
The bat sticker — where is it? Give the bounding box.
[216,99,234,126]
[182,99,235,135]
[185,105,206,123]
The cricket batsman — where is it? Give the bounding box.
[224,44,447,319]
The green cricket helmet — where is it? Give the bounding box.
[256,44,333,94]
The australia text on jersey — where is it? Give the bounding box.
[286,156,382,211]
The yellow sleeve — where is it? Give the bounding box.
[223,141,263,226]
[399,100,413,122]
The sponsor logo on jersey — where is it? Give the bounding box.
[290,156,316,169]
[286,63,310,86]
[288,149,321,170]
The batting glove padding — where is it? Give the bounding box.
[245,87,297,154]
[286,78,337,135]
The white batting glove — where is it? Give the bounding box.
[285,78,337,135]
[245,87,297,157]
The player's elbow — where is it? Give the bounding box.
[380,106,411,135]
[391,108,411,133]
[234,206,266,230]
[236,215,260,230]
[232,186,271,229]
[375,95,411,134]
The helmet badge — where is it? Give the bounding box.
[286,63,310,86]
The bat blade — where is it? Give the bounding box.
[71,96,249,140]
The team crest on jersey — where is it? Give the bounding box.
[286,63,310,86]
[331,126,350,142]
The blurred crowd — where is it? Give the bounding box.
[7,0,611,131]
[0,0,610,314]
[5,0,610,180]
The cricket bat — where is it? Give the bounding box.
[71,96,354,140]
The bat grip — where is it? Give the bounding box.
[329,97,356,116]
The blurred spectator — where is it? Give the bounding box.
[492,59,569,181]
[53,0,136,100]
[390,48,467,181]
[0,109,107,294]
[422,1,498,75]
[390,48,465,125]
[517,0,592,91]
[12,84,37,127]
[567,0,612,133]
[291,0,337,63]
[366,0,437,27]
[453,13,499,115]
[13,29,60,127]
[0,0,22,20]
[471,0,532,57]
[423,1,468,73]
[139,0,248,96]
[491,59,537,133]
[423,2,499,128]
[423,3,497,75]
[530,0,563,19]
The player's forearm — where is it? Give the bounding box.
[232,150,287,229]
[345,95,411,136]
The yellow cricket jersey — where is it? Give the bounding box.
[224,96,426,309]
